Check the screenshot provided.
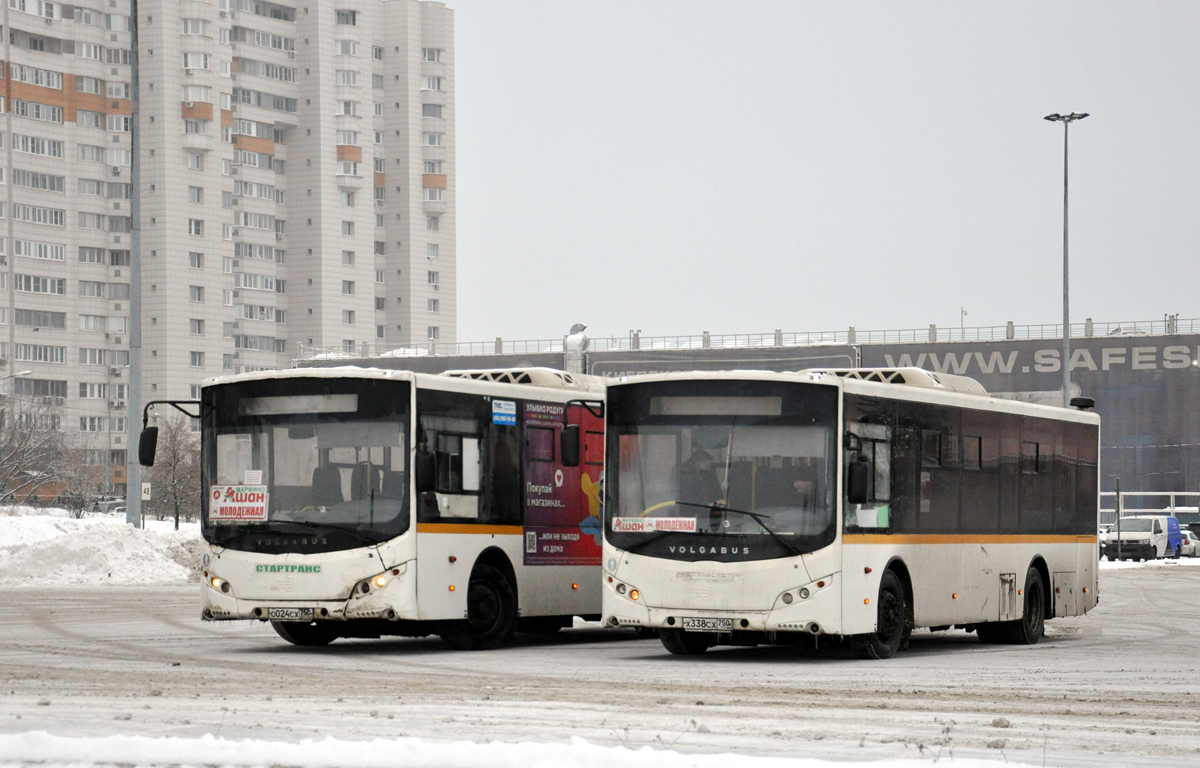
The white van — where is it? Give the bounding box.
[1101,515,1182,560]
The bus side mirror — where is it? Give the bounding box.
[415,449,437,494]
[846,459,869,505]
[138,427,159,467]
[561,425,580,467]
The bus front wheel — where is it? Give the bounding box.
[851,570,906,660]
[271,620,340,647]
[659,628,715,655]
[440,564,516,651]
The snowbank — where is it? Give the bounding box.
[0,732,1036,768]
[1099,555,1200,570]
[0,513,203,587]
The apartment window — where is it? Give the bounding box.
[375,297,385,311]
[342,280,355,295]
[190,351,205,367]
[76,77,104,95]
[223,257,234,274]
[427,326,440,340]
[422,104,442,118]
[375,270,384,283]
[372,74,384,89]
[335,10,356,25]
[223,322,234,338]
[188,219,204,236]
[428,298,439,313]
[77,110,103,129]
[372,46,383,61]
[422,48,442,63]
[423,77,443,91]
[16,275,65,295]
[336,130,359,146]
[187,153,203,170]
[342,221,354,236]
[17,345,65,364]
[110,250,130,266]
[81,417,107,432]
[182,52,210,70]
[183,119,207,134]
[339,161,359,176]
[78,281,104,298]
[106,83,131,99]
[336,40,357,56]
[342,250,355,265]
[336,70,358,87]
[374,102,383,117]
[423,160,444,174]
[223,353,234,371]
[189,285,204,302]
[424,133,442,146]
[222,289,234,306]
[182,18,209,35]
[342,310,355,325]
[79,247,105,264]
[188,252,204,269]
[375,214,384,228]
[80,348,106,366]
[188,186,204,204]
[337,100,359,116]
[426,215,440,231]
[190,319,205,335]
[374,185,385,201]
[341,191,356,206]
[427,271,439,285]
[376,325,384,339]
[423,187,444,202]
[79,314,106,331]
[427,243,439,259]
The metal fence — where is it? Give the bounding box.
[1098,491,1200,526]
[296,315,1200,362]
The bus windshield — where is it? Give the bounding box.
[202,377,411,552]
[606,379,839,562]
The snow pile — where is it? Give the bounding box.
[0,732,1036,768]
[1099,555,1200,570]
[0,514,203,587]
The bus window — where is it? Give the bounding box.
[526,427,555,462]
[583,431,604,465]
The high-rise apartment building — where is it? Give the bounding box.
[0,0,455,495]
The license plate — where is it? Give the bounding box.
[682,617,733,632]
[268,607,314,621]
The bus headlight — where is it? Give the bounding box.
[210,577,231,594]
[373,574,388,589]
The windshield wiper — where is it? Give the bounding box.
[672,501,803,557]
[265,519,380,547]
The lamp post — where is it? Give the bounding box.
[1044,112,1089,408]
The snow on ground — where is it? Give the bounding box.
[0,732,1038,768]
[1099,554,1200,569]
[0,510,203,587]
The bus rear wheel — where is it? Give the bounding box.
[440,564,516,651]
[271,620,340,647]
[852,570,907,659]
[1002,567,1045,645]
[659,628,715,655]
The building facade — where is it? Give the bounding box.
[0,0,455,495]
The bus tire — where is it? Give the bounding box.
[659,628,715,655]
[440,564,516,651]
[1003,567,1045,645]
[271,620,339,647]
[851,570,906,660]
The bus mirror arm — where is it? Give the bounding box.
[137,399,202,467]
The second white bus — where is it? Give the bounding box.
[600,368,1099,658]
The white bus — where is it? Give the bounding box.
[140,367,606,649]
[601,368,1099,658]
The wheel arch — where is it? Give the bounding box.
[474,546,518,602]
[883,556,915,628]
[1028,555,1052,619]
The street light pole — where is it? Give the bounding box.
[1044,112,1089,408]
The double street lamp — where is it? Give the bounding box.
[1044,112,1089,408]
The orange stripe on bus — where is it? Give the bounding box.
[843,534,1096,545]
[417,524,524,536]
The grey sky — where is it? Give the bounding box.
[452,1,1199,342]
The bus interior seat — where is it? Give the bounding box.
[381,470,405,498]
[351,462,382,500]
[312,465,345,507]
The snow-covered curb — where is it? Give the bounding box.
[0,732,1036,768]
[0,514,203,586]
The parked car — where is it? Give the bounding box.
[1180,530,1198,558]
[1101,515,1182,560]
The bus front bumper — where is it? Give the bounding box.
[201,563,417,622]
[601,572,842,636]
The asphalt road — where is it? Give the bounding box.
[2,563,1200,766]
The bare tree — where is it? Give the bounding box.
[145,413,201,530]
[56,434,106,519]
[0,395,68,505]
